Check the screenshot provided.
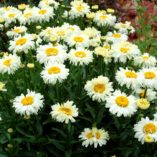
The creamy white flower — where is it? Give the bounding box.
[36,7,54,23]
[7,26,27,38]
[0,54,21,74]
[13,90,44,116]
[79,127,109,148]
[39,27,54,41]
[50,100,78,124]
[84,27,101,47]
[68,47,93,65]
[19,7,38,25]
[38,0,59,9]
[134,117,157,144]
[41,63,69,84]
[94,43,113,64]
[62,23,80,35]
[36,43,67,64]
[137,68,157,89]
[134,53,157,68]
[106,90,137,117]
[134,88,156,101]
[105,31,128,43]
[94,11,116,27]
[69,0,90,18]
[3,9,22,26]
[84,76,113,102]
[112,41,140,63]
[114,21,135,34]
[9,34,35,54]
[115,68,139,89]
[65,32,90,48]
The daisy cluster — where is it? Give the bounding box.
[0,0,157,150]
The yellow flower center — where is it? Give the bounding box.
[48,66,61,75]
[144,72,156,79]
[38,9,47,15]
[24,12,33,18]
[86,131,94,139]
[142,55,149,60]
[143,123,157,134]
[94,84,106,93]
[45,47,59,56]
[16,38,27,46]
[100,15,108,20]
[125,71,137,78]
[3,59,11,67]
[74,51,86,58]
[95,131,101,139]
[115,96,129,107]
[120,47,130,53]
[112,33,121,38]
[13,28,21,33]
[21,96,34,106]
[59,107,72,115]
[76,5,84,12]
[8,13,16,18]
[73,36,84,43]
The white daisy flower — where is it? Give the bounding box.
[115,68,139,89]
[79,127,109,148]
[105,31,128,43]
[106,90,137,117]
[19,7,38,25]
[3,9,22,26]
[38,0,59,9]
[137,68,157,89]
[94,11,116,27]
[9,34,35,54]
[94,44,113,64]
[7,26,27,38]
[114,21,135,34]
[84,76,113,102]
[36,7,54,23]
[134,53,157,68]
[50,100,78,124]
[84,27,101,47]
[62,23,80,35]
[112,41,140,63]
[36,43,67,64]
[65,32,90,48]
[134,88,156,101]
[69,0,90,18]
[0,54,21,74]
[68,47,93,66]
[41,63,69,84]
[13,90,44,116]
[39,27,54,42]
[134,117,157,144]
[52,27,69,41]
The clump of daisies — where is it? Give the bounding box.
[1,0,157,155]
